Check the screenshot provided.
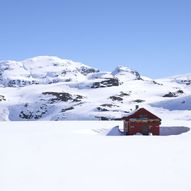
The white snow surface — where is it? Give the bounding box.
[0,120,191,191]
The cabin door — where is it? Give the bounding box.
[141,125,149,135]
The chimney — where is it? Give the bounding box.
[135,105,139,110]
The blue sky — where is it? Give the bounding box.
[0,0,191,78]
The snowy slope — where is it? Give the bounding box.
[0,56,191,121]
[159,73,191,85]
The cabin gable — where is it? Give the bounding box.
[123,108,161,121]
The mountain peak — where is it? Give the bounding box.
[23,55,63,62]
[0,56,98,87]
[112,65,141,81]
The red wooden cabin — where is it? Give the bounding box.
[122,108,161,135]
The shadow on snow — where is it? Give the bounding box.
[160,126,190,136]
[106,126,190,136]
[106,126,124,136]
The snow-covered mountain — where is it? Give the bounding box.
[0,56,99,87]
[159,73,191,85]
[0,56,191,121]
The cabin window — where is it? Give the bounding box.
[139,114,147,119]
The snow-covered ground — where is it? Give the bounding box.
[0,120,191,191]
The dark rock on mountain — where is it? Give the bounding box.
[79,66,99,75]
[100,103,119,108]
[153,81,163,85]
[109,96,123,101]
[42,92,73,103]
[91,78,119,88]
[163,89,184,98]
[61,107,74,112]
[119,91,131,97]
[0,95,6,101]
[163,92,178,97]
[42,92,85,103]
[96,107,109,112]
[133,99,145,103]
[177,89,184,94]
[108,92,131,102]
[95,116,111,120]
[19,104,48,120]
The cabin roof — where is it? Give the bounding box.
[122,108,161,120]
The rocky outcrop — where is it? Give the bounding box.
[163,90,184,98]
[19,104,48,120]
[79,66,99,75]
[42,92,85,103]
[133,99,145,103]
[0,95,6,101]
[109,96,123,101]
[108,91,131,102]
[91,78,119,88]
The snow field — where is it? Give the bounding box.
[0,121,191,191]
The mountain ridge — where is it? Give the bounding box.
[0,56,142,87]
[0,56,191,121]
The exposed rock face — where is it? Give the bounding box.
[42,92,85,103]
[61,107,74,112]
[177,90,184,94]
[100,104,119,108]
[133,99,145,103]
[108,91,131,102]
[7,80,39,87]
[19,103,48,120]
[95,116,111,120]
[0,95,6,101]
[163,92,178,97]
[79,66,99,75]
[96,107,109,112]
[153,81,163,85]
[119,91,131,97]
[163,90,184,98]
[91,78,119,88]
[109,96,123,101]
